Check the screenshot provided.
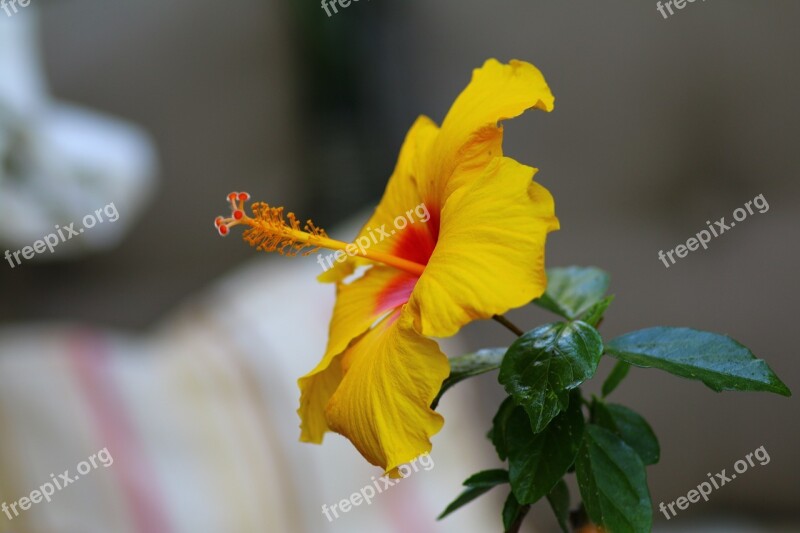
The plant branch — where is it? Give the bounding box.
[492,315,524,337]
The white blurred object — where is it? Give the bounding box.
[0,11,156,256]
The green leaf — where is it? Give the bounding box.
[433,348,506,409]
[592,401,660,465]
[606,327,791,397]
[534,266,610,319]
[501,491,525,532]
[463,469,509,488]
[499,322,604,433]
[438,469,509,520]
[488,396,517,461]
[601,360,631,398]
[506,390,584,504]
[575,425,652,533]
[546,479,571,533]
[438,486,494,520]
[580,295,614,328]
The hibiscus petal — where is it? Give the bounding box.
[411,156,559,338]
[298,266,412,442]
[319,116,439,283]
[364,116,438,244]
[325,307,449,477]
[421,59,555,210]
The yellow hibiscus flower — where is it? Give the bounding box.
[214,59,559,476]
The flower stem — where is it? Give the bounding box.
[492,315,525,337]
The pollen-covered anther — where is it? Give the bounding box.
[213,191,253,237]
[241,202,329,257]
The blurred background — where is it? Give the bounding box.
[0,1,798,532]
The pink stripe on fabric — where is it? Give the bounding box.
[69,331,173,533]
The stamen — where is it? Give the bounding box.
[213,191,328,255]
[213,192,427,276]
[243,203,328,256]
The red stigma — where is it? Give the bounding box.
[215,190,252,238]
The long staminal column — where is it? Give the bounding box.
[214,192,425,276]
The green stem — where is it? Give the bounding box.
[492,315,524,337]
